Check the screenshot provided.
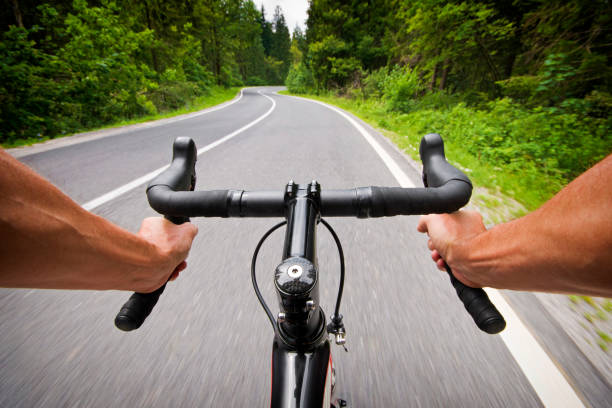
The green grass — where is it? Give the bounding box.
[280,91,552,211]
[2,86,241,149]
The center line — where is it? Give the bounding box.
[82,90,276,211]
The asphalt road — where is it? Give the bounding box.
[0,87,607,407]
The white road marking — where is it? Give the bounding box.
[282,93,585,408]
[281,95,415,188]
[8,89,248,159]
[82,90,276,211]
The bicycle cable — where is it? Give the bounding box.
[251,219,346,333]
[251,221,286,332]
[320,219,345,319]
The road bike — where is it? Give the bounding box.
[113,133,506,407]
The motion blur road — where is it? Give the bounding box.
[2,87,609,407]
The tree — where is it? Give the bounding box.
[271,6,291,81]
[259,4,273,56]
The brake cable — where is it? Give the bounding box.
[251,219,346,335]
[251,221,286,332]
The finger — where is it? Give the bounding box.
[431,250,441,262]
[428,239,434,250]
[436,258,446,271]
[451,269,481,288]
[175,261,187,273]
[185,222,199,238]
[416,215,429,233]
[169,261,187,281]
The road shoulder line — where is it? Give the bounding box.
[280,92,586,408]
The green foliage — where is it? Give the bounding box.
[58,0,157,124]
[362,67,388,99]
[0,26,58,142]
[496,75,541,105]
[290,91,611,210]
[394,98,610,199]
[285,63,314,94]
[380,65,423,112]
[1,0,293,143]
[309,35,361,89]
[299,0,612,209]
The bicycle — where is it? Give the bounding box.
[113,133,506,408]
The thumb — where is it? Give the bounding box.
[417,215,430,234]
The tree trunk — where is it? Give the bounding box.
[143,0,160,72]
[476,36,500,82]
[212,25,221,84]
[429,63,438,91]
[439,59,450,90]
[11,0,24,28]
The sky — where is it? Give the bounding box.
[252,0,309,32]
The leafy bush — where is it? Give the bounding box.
[363,67,388,99]
[247,76,267,86]
[381,65,423,112]
[309,36,361,89]
[396,97,611,204]
[0,26,61,142]
[285,63,314,94]
[148,82,203,111]
[496,75,540,105]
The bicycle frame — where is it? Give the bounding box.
[270,181,335,407]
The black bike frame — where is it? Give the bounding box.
[270,181,333,407]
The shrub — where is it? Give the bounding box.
[285,63,314,94]
[496,75,540,105]
[381,65,423,112]
[363,67,388,99]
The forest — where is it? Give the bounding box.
[287,0,611,208]
[2,0,611,208]
[1,0,292,145]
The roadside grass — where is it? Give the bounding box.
[2,86,241,149]
[281,90,612,356]
[280,90,532,216]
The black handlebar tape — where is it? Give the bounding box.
[147,187,231,218]
[115,137,197,331]
[368,181,471,217]
[445,264,506,334]
[114,214,190,332]
[114,285,167,331]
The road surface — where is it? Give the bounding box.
[1,87,609,407]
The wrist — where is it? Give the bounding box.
[124,242,172,292]
[447,231,494,288]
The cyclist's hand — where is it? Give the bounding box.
[136,217,198,292]
[417,210,485,287]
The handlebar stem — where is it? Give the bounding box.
[275,182,326,348]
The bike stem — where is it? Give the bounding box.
[274,181,327,349]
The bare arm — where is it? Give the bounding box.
[417,154,612,297]
[0,149,198,292]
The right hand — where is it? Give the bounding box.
[134,217,199,292]
[417,210,486,287]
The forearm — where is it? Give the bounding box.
[453,155,612,296]
[0,150,167,291]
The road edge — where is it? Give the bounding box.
[6,88,247,159]
[276,91,590,408]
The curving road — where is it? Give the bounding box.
[1,87,609,407]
